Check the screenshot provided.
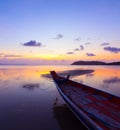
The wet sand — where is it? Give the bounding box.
[42,69,94,78]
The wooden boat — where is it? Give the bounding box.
[50,71,120,130]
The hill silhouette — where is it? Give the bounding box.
[71,61,120,65]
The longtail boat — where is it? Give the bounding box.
[50,71,120,130]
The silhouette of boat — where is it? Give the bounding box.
[53,102,87,130]
[50,71,120,130]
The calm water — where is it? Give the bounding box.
[0,65,120,130]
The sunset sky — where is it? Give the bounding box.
[0,0,120,65]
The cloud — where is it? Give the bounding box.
[104,46,120,53]
[101,42,110,46]
[0,53,24,59]
[87,37,92,40]
[86,53,96,56]
[53,34,64,40]
[21,40,42,47]
[74,48,79,51]
[85,42,91,45]
[4,54,24,58]
[66,52,74,54]
[0,53,4,56]
[73,45,84,52]
[80,45,84,50]
[74,37,81,42]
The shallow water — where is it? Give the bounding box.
[0,65,119,130]
[72,65,120,96]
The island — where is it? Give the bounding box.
[71,61,120,65]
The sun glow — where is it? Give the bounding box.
[25,54,62,60]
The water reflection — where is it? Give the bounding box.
[86,73,94,78]
[42,69,94,78]
[0,65,120,130]
[22,83,40,90]
[103,77,120,84]
[53,98,87,130]
[71,66,120,96]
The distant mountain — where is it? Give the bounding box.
[71,61,120,65]
[107,62,120,65]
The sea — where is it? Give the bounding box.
[0,65,120,130]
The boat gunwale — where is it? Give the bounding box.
[50,71,120,130]
[51,71,120,102]
[53,78,103,130]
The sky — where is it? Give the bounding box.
[0,0,120,65]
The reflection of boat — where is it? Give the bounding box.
[51,71,120,130]
[53,101,87,130]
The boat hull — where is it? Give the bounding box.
[50,71,120,130]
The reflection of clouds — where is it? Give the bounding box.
[22,83,53,91]
[103,77,120,84]
[22,83,39,90]
[0,79,9,85]
[15,75,23,80]
[86,73,94,78]
[0,79,11,91]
